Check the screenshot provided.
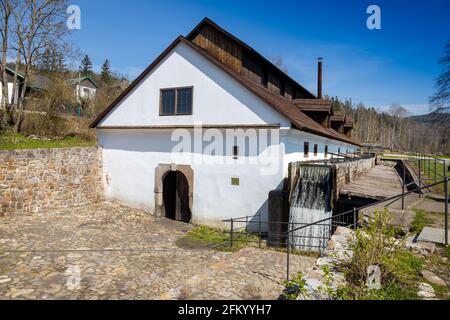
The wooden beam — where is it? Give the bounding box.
[97,124,282,130]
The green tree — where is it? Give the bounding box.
[38,46,66,73]
[79,54,93,76]
[101,59,112,85]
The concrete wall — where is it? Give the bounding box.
[287,156,376,205]
[380,158,420,192]
[0,147,103,216]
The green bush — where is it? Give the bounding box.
[280,272,307,300]
[335,209,422,300]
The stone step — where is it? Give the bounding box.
[418,227,449,245]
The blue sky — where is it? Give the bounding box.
[69,0,450,115]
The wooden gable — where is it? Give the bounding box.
[187,18,315,102]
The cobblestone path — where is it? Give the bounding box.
[0,203,315,300]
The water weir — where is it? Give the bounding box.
[288,164,333,251]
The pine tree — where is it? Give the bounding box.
[38,47,66,73]
[39,48,53,72]
[101,59,112,85]
[79,55,93,76]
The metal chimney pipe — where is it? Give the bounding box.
[317,58,323,99]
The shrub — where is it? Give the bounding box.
[21,112,69,138]
[336,209,422,300]
[280,272,307,300]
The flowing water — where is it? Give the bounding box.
[289,165,333,251]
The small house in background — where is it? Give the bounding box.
[70,77,98,100]
[0,67,25,106]
[27,74,52,94]
[1,69,98,104]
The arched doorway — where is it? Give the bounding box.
[162,170,192,223]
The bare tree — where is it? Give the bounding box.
[0,0,69,131]
[387,103,409,151]
[430,39,450,114]
[0,0,16,109]
[269,56,289,74]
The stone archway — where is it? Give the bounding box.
[154,164,194,219]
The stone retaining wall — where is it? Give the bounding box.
[287,157,376,205]
[0,147,103,216]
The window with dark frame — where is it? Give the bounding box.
[160,87,193,116]
[314,144,318,156]
[304,142,309,158]
[233,146,239,159]
[325,145,329,158]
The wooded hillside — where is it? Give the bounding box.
[329,97,450,154]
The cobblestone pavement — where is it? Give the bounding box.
[0,203,315,300]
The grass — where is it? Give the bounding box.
[0,133,95,150]
[411,159,449,196]
[175,225,260,251]
[381,154,409,159]
[411,209,433,234]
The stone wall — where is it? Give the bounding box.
[0,147,103,216]
[287,157,376,205]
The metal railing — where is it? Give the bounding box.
[223,155,449,282]
[282,178,447,281]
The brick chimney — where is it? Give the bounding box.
[317,58,323,99]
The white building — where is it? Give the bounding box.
[70,77,97,100]
[90,18,360,227]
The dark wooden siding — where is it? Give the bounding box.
[304,111,329,128]
[189,22,314,101]
[331,122,344,134]
[344,127,352,137]
[284,82,293,100]
[241,52,264,84]
[191,24,242,74]
[268,72,281,95]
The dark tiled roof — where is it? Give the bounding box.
[331,111,346,122]
[344,116,354,128]
[5,66,25,79]
[28,74,51,90]
[69,76,98,88]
